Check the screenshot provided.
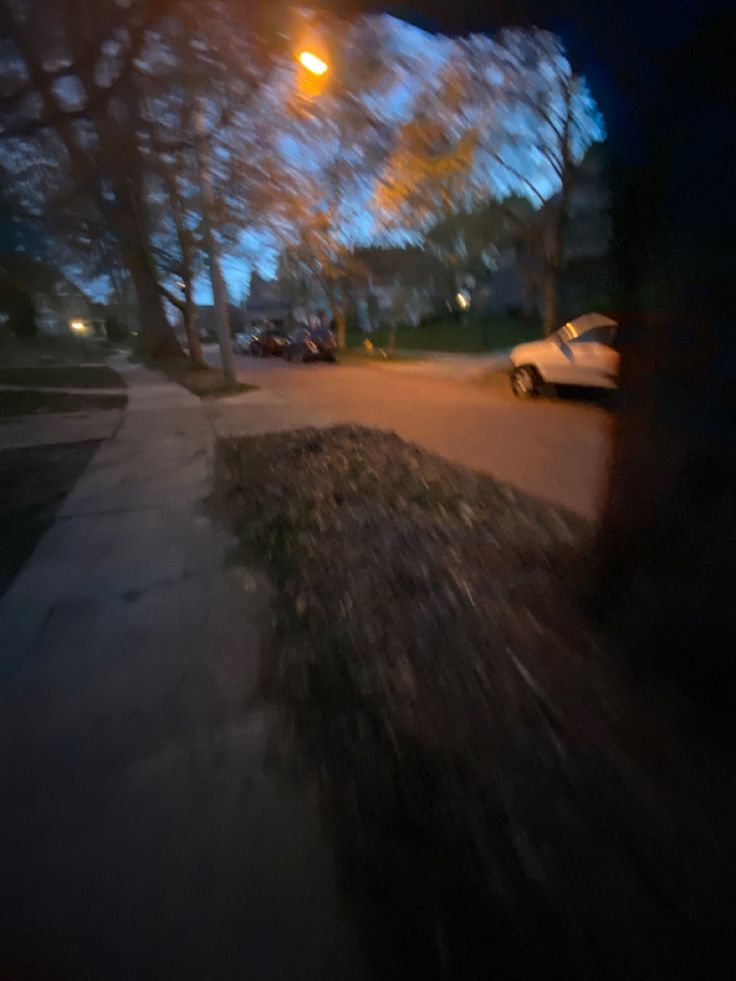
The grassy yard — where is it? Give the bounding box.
[337,348,421,366]
[346,317,540,354]
[0,390,127,418]
[215,425,720,979]
[0,365,126,389]
[0,331,109,365]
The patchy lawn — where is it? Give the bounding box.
[0,365,126,389]
[215,425,728,981]
[0,440,100,596]
[0,331,108,365]
[337,348,422,366]
[0,390,127,418]
[347,317,540,354]
[139,356,256,398]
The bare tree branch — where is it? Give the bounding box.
[0,0,173,140]
[158,280,185,311]
[534,141,564,177]
[490,151,548,206]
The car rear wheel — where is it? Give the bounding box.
[510,365,542,398]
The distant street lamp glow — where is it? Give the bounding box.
[70,319,87,333]
[456,292,470,311]
[298,51,328,76]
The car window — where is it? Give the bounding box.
[571,326,616,345]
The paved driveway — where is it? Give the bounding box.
[212,352,613,519]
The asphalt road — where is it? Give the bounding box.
[222,352,613,520]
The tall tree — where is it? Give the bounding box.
[377,26,603,333]
[0,0,183,356]
[468,29,603,333]
[375,56,479,235]
[265,15,404,349]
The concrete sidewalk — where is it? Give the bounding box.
[0,358,358,980]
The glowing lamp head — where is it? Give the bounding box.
[70,319,87,333]
[298,51,328,76]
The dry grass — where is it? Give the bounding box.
[0,365,125,389]
[216,425,731,981]
[138,355,256,398]
[0,390,126,417]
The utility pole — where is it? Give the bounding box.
[194,99,236,386]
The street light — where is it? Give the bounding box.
[70,319,87,333]
[298,50,328,76]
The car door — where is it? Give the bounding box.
[535,334,579,385]
[567,326,619,387]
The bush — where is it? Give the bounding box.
[1,283,37,337]
[104,314,129,343]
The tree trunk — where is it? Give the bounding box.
[124,246,182,359]
[182,298,204,367]
[542,84,573,336]
[541,257,560,336]
[194,103,236,386]
[325,281,347,350]
[334,307,347,350]
[8,9,183,361]
[541,199,565,334]
[586,7,736,709]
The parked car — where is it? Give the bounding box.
[233,331,255,354]
[285,325,338,363]
[509,312,619,398]
[311,325,338,362]
[250,327,289,357]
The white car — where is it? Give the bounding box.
[509,312,619,398]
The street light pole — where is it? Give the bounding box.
[194,99,236,387]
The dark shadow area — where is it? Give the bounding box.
[546,384,620,410]
[0,391,126,417]
[217,425,735,981]
[0,365,127,389]
[0,441,100,596]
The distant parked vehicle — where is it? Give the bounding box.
[250,328,289,357]
[311,325,338,362]
[233,331,255,354]
[285,325,337,363]
[509,312,619,398]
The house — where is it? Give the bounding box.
[196,303,245,339]
[35,280,103,336]
[476,143,613,320]
[352,246,444,329]
[240,271,294,329]
[242,267,338,329]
